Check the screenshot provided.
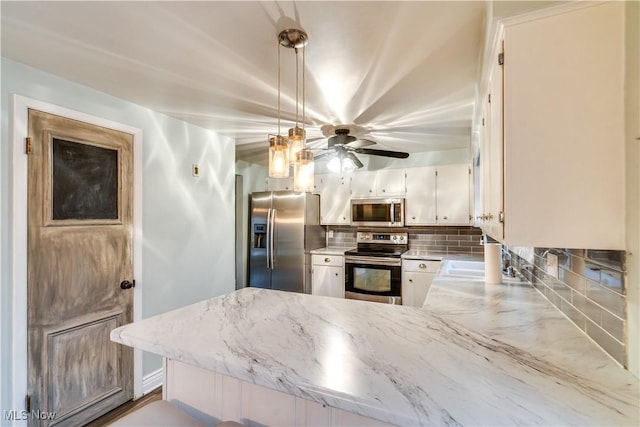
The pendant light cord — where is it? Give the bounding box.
[302,45,306,134]
[295,48,300,128]
[277,43,281,135]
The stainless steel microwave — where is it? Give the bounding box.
[350,198,405,227]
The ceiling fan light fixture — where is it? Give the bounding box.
[327,156,342,173]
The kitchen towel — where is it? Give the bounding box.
[484,243,502,284]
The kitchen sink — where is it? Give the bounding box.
[438,259,527,284]
[438,260,485,279]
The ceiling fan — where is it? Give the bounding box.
[313,125,409,172]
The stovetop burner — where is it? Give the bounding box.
[345,232,408,258]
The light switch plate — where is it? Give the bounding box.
[546,253,559,279]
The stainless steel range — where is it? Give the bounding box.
[344,231,408,304]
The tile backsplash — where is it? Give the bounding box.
[326,226,484,254]
[509,247,626,366]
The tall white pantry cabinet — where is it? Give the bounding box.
[476,1,626,249]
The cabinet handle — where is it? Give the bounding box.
[419,263,426,269]
[382,189,386,192]
[409,279,413,283]
[324,258,331,263]
[443,216,448,220]
[335,272,339,276]
[412,216,416,220]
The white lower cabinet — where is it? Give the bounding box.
[165,359,394,427]
[401,260,440,307]
[311,254,345,298]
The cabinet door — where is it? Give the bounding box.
[401,271,435,308]
[319,174,351,225]
[501,2,624,249]
[487,46,504,240]
[266,176,294,191]
[375,169,405,196]
[404,167,436,225]
[312,265,344,298]
[350,171,377,198]
[436,164,470,225]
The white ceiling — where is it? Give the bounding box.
[1,1,487,165]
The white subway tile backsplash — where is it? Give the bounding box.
[511,247,627,367]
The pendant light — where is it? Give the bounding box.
[268,36,289,177]
[271,27,314,192]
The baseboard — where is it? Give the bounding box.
[142,368,163,395]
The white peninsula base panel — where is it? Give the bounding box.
[164,358,394,427]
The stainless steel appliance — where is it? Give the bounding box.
[248,191,325,293]
[344,231,408,304]
[351,198,405,227]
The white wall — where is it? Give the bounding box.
[235,161,268,288]
[624,0,640,378]
[1,58,236,411]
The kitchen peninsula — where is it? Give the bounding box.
[111,278,639,426]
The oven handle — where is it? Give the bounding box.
[345,256,402,266]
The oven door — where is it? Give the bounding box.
[344,256,402,303]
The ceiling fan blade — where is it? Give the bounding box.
[346,152,364,169]
[353,148,410,159]
[346,138,376,148]
[313,151,335,160]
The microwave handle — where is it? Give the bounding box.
[391,203,395,224]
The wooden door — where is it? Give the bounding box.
[27,109,134,426]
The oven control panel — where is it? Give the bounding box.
[356,232,407,244]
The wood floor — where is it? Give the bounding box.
[84,387,162,426]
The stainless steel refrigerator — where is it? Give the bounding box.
[248,191,325,293]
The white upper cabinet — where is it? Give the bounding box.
[350,169,405,198]
[350,171,377,198]
[317,174,351,225]
[375,169,405,196]
[266,176,294,191]
[479,2,626,249]
[436,164,471,225]
[405,167,436,225]
[405,165,470,226]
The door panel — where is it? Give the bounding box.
[271,192,305,292]
[28,109,134,426]
[47,313,124,424]
[248,192,272,289]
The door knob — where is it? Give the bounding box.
[120,280,135,290]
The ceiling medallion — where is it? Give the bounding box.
[278,28,308,49]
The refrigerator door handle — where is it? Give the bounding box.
[266,208,272,269]
[270,208,277,269]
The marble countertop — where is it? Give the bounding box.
[111,281,639,426]
[310,247,354,255]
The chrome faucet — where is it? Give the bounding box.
[501,247,516,277]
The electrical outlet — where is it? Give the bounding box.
[327,230,334,238]
[546,253,559,279]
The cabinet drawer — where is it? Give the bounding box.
[312,254,344,267]
[402,259,440,273]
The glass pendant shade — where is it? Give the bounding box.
[288,126,305,164]
[269,135,290,178]
[293,149,314,192]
